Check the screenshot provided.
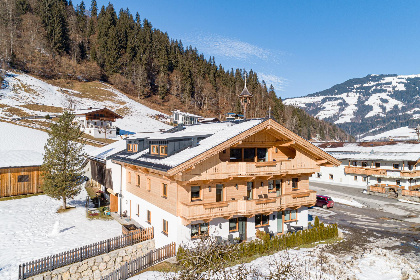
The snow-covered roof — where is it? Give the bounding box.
[0,122,48,153]
[317,142,420,162]
[171,110,202,118]
[73,108,104,115]
[0,150,43,168]
[111,119,264,171]
[87,139,127,163]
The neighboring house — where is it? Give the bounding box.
[171,110,202,125]
[226,113,244,121]
[107,118,339,248]
[85,140,127,212]
[311,142,420,190]
[0,150,43,197]
[74,108,122,139]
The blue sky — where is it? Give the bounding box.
[75,0,420,99]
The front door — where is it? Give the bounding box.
[110,193,118,212]
[277,211,283,234]
[238,217,247,241]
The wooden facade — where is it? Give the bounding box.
[0,166,42,197]
[114,119,340,226]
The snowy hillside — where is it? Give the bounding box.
[0,70,171,133]
[284,74,420,137]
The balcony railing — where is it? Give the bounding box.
[185,161,316,181]
[178,191,316,223]
[345,166,420,178]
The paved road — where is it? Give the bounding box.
[308,181,420,256]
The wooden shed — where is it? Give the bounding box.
[0,150,43,198]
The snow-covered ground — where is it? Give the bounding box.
[330,196,365,208]
[0,189,122,280]
[130,237,419,280]
[0,71,170,133]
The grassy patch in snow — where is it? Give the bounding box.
[0,193,44,201]
[3,106,30,117]
[49,79,125,104]
[20,104,64,113]
[57,206,76,213]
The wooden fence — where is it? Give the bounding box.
[18,227,154,280]
[101,242,176,280]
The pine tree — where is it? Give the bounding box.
[41,111,86,210]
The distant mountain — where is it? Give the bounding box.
[284,74,420,137]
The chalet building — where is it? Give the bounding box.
[226,113,244,121]
[74,108,122,139]
[106,118,339,248]
[311,142,420,197]
[171,110,202,125]
[0,150,43,197]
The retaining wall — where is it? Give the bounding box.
[27,239,155,280]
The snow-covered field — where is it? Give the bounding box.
[0,71,170,133]
[0,189,122,280]
[131,237,419,280]
[362,126,418,141]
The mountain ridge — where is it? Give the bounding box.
[284,73,420,137]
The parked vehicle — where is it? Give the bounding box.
[316,195,334,208]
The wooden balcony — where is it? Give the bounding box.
[344,166,386,176]
[400,170,420,178]
[184,161,317,182]
[178,191,316,224]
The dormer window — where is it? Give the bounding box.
[127,143,138,152]
[160,145,168,155]
[151,145,159,155]
[150,140,169,157]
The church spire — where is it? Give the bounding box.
[239,71,252,119]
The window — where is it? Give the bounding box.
[229,218,238,232]
[354,176,358,181]
[375,162,381,168]
[329,174,333,180]
[127,144,133,152]
[362,161,367,167]
[147,178,151,191]
[255,214,269,227]
[268,180,274,191]
[18,175,29,182]
[247,182,253,200]
[163,219,168,235]
[191,186,201,201]
[275,180,282,196]
[128,172,131,184]
[160,145,168,155]
[292,178,299,190]
[191,222,209,238]
[284,210,297,222]
[396,180,401,185]
[230,148,242,162]
[147,210,151,224]
[362,177,367,182]
[393,163,400,169]
[244,148,256,162]
[133,144,138,152]
[162,183,168,198]
[352,161,357,166]
[257,148,267,162]
[216,184,224,202]
[377,178,382,184]
[317,173,321,178]
[151,145,159,155]
[137,175,141,186]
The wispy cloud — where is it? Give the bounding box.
[180,31,287,92]
[259,73,287,92]
[182,32,284,63]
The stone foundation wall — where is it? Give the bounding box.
[28,239,155,280]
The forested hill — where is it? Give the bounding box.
[0,0,350,141]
